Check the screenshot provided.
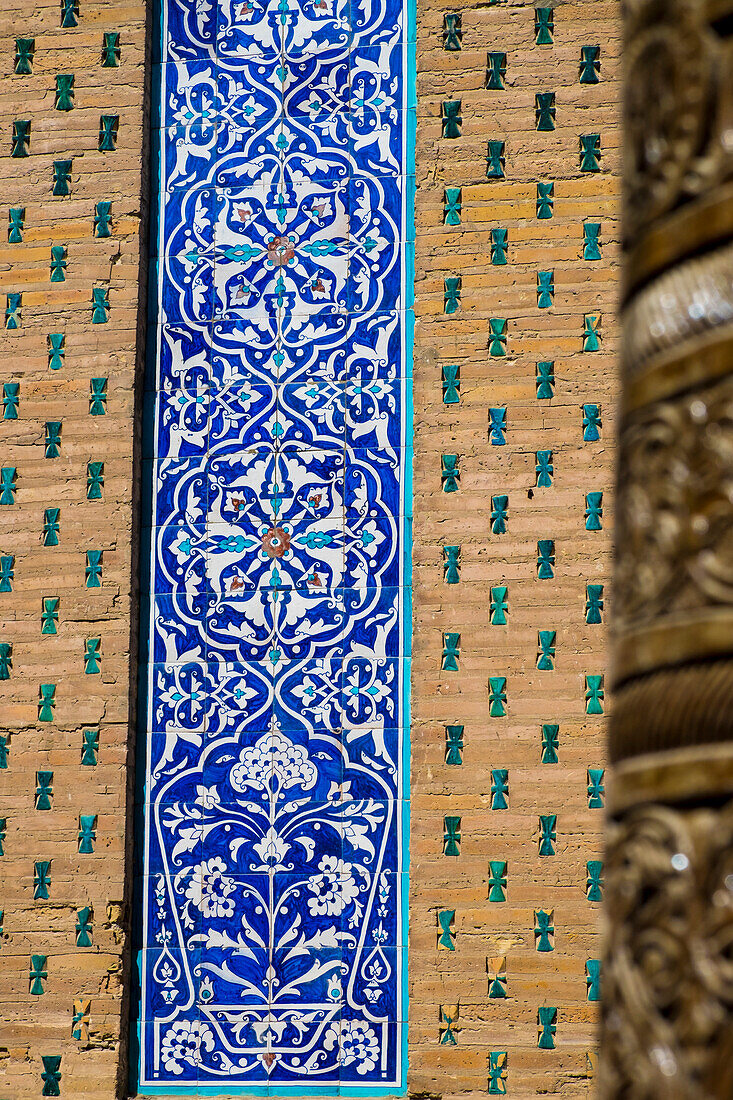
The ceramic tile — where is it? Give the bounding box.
[159,122,220,194]
[340,655,403,728]
[343,946,404,1018]
[342,587,401,656]
[277,309,350,383]
[352,0,409,43]
[216,4,289,65]
[159,183,217,258]
[206,587,349,663]
[149,662,211,735]
[346,192,406,314]
[158,58,222,130]
[344,446,408,521]
[271,657,345,732]
[160,252,217,324]
[212,249,283,323]
[208,382,278,451]
[357,872,409,947]
[337,1017,401,1085]
[150,323,213,392]
[270,118,353,185]
[140,0,410,1082]
[278,0,351,62]
[282,53,350,120]
[217,59,285,126]
[140,1019,200,1085]
[343,310,404,380]
[151,592,210,664]
[210,317,280,386]
[212,180,352,318]
[341,727,402,799]
[148,521,208,595]
[137,802,204,882]
[344,377,401,450]
[143,456,208,536]
[343,512,401,588]
[156,0,217,63]
[277,380,346,449]
[145,387,210,459]
[205,662,275,735]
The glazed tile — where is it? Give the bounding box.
[140,0,411,1079]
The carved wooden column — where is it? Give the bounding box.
[601,0,733,1095]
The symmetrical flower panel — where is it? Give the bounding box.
[138,0,412,1089]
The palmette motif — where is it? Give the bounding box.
[139,0,411,1086]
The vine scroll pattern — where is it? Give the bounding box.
[137,0,411,1087]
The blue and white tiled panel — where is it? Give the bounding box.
[156,55,413,178]
[138,0,411,1084]
[138,702,409,1087]
[155,183,411,326]
[148,367,405,449]
[150,311,411,391]
[139,720,408,1086]
[154,12,415,323]
[156,0,413,64]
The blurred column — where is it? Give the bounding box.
[602,0,733,1094]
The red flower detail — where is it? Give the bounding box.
[261,526,291,559]
[267,236,296,266]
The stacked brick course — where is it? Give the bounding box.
[0,2,146,1096]
[411,0,619,1094]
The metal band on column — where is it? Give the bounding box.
[602,0,733,1094]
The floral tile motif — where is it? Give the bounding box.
[150,324,212,392]
[139,0,410,1088]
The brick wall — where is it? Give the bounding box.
[0,2,147,1096]
[410,0,619,1094]
[0,0,620,1094]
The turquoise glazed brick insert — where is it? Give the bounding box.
[134,0,414,1090]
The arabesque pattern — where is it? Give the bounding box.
[137,0,412,1087]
